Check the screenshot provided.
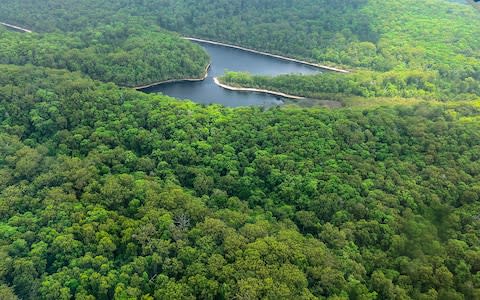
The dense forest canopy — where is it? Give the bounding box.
[219,70,440,101]
[155,0,378,60]
[152,0,480,100]
[0,26,209,87]
[0,1,151,32]
[0,2,210,87]
[0,64,480,299]
[0,0,479,299]
[152,0,480,72]
[1,0,480,101]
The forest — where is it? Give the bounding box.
[0,0,479,299]
[0,64,479,299]
[219,71,440,101]
[1,0,479,101]
[0,25,209,87]
[156,0,480,101]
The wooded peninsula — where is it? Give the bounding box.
[0,0,479,299]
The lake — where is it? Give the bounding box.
[141,41,323,107]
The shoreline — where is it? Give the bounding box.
[214,77,305,100]
[185,37,350,74]
[0,22,32,33]
[133,63,211,90]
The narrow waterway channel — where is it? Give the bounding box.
[142,40,327,107]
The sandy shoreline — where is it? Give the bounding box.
[0,22,32,33]
[185,37,350,74]
[214,77,305,100]
[133,63,211,90]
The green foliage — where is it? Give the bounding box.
[0,64,479,299]
[2,0,479,100]
[155,0,378,62]
[0,26,209,87]
[158,0,480,101]
[0,0,480,299]
[220,70,440,101]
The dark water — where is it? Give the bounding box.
[142,41,322,107]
